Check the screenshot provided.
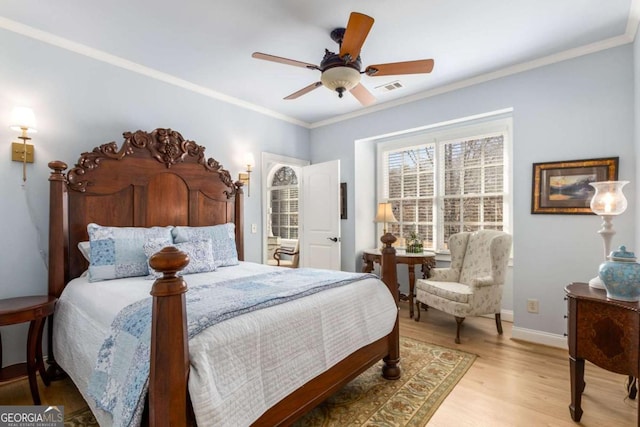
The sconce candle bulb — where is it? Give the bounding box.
[238,152,256,197]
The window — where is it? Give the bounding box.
[379,117,511,252]
[269,166,299,239]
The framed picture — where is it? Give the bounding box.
[340,182,347,219]
[531,157,619,214]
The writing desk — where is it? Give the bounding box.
[362,249,436,318]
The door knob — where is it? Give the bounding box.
[327,237,339,242]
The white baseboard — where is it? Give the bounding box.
[511,326,568,349]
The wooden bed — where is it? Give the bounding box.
[47,128,400,426]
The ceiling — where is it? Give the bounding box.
[1,0,637,127]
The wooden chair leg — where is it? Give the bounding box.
[495,313,503,335]
[414,300,421,321]
[627,376,637,400]
[454,316,465,344]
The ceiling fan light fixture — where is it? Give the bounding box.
[321,66,361,97]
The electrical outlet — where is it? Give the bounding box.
[251,223,257,233]
[527,299,539,314]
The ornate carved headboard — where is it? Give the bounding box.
[48,128,244,297]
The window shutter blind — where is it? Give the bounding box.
[383,131,505,251]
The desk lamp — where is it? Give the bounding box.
[375,202,398,249]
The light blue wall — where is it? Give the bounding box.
[635,35,640,252]
[310,45,635,338]
[0,29,310,364]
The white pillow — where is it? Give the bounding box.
[144,239,217,279]
[87,223,173,282]
[172,223,239,267]
[78,241,91,262]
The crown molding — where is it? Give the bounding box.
[626,0,640,40]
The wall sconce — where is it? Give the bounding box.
[238,152,256,197]
[9,106,37,182]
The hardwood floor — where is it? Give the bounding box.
[404,303,637,427]
[0,301,636,425]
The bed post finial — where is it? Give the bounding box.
[148,247,190,426]
[48,160,68,178]
[380,232,401,380]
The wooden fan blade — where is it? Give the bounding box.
[284,81,323,100]
[339,12,374,60]
[350,83,376,106]
[252,52,320,70]
[365,59,435,76]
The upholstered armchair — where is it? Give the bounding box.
[414,230,512,344]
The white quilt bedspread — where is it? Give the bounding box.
[53,262,397,426]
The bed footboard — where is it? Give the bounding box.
[147,235,399,426]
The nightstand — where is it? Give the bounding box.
[0,295,57,404]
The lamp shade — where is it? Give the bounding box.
[10,106,37,133]
[374,202,398,224]
[589,181,629,216]
[321,66,361,92]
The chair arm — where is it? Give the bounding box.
[429,268,459,282]
[273,247,300,265]
[471,276,495,287]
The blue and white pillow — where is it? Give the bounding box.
[87,223,173,282]
[144,239,217,279]
[172,223,239,267]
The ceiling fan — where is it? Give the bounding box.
[252,12,435,106]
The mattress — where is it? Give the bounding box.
[53,262,397,426]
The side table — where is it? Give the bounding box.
[565,282,640,426]
[362,249,436,318]
[0,295,57,405]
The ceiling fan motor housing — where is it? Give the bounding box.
[320,50,362,96]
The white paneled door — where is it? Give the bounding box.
[301,160,340,270]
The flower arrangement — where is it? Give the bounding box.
[406,231,423,253]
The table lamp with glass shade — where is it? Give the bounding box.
[588,180,629,289]
[374,202,398,250]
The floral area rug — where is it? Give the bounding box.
[64,407,99,427]
[294,337,476,426]
[65,337,475,427]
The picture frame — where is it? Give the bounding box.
[340,182,347,220]
[531,157,619,214]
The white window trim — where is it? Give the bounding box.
[376,113,513,253]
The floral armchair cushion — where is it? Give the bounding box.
[458,230,511,287]
[428,232,470,283]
